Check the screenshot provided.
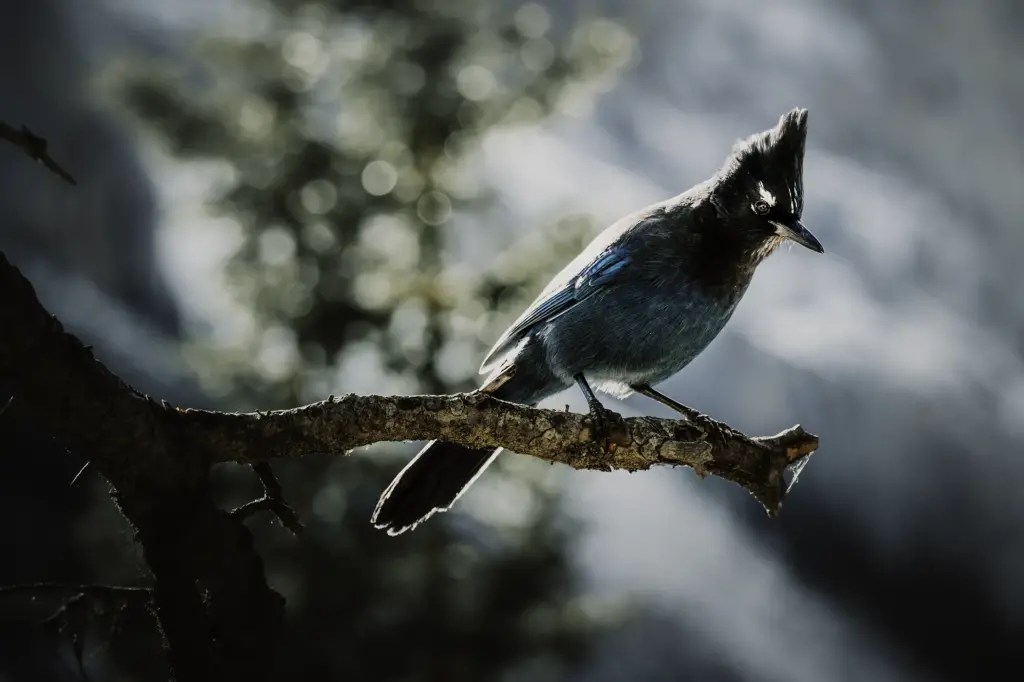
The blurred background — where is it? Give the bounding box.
[1,0,1022,679]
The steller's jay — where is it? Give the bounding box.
[372,108,823,535]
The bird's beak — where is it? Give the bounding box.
[770,219,824,254]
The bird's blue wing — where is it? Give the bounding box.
[478,245,631,373]
[577,247,631,290]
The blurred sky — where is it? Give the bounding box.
[60,0,1024,679]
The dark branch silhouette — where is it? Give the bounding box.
[0,583,151,599]
[231,462,305,536]
[0,122,77,185]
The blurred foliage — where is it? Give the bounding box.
[113,0,635,404]
[101,0,638,679]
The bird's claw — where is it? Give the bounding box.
[688,410,721,435]
[587,403,629,452]
[667,403,715,431]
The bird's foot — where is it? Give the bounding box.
[675,406,719,435]
[664,404,717,436]
[586,402,629,453]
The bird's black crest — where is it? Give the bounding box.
[718,108,809,216]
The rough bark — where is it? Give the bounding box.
[177,393,817,514]
[1,247,286,681]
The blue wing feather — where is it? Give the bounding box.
[478,245,631,373]
[578,248,630,290]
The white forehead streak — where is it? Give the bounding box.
[757,181,777,206]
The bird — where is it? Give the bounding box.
[372,107,823,535]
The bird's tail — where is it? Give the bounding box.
[371,364,520,535]
[371,440,502,535]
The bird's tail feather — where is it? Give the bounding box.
[371,441,502,535]
[372,362,525,535]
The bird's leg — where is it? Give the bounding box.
[574,374,628,451]
[631,383,706,423]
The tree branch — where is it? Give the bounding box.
[0,249,285,681]
[0,246,818,518]
[0,122,77,185]
[0,583,155,679]
[0,582,151,597]
[231,462,305,536]
[177,394,817,515]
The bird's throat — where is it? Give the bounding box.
[750,235,786,264]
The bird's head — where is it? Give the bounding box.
[711,108,823,259]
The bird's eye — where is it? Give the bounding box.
[752,200,770,215]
